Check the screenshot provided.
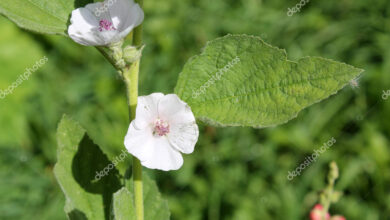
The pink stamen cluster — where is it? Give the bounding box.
[153,119,170,136]
[98,19,116,32]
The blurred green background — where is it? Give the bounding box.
[0,0,389,219]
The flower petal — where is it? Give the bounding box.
[125,122,183,171]
[108,0,134,27]
[158,94,196,124]
[133,93,164,129]
[85,2,107,18]
[111,0,144,39]
[71,6,99,28]
[85,1,122,44]
[68,8,105,46]
[158,94,199,154]
[167,121,199,154]
[124,121,154,162]
[68,0,144,46]
[142,137,183,171]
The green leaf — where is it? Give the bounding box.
[113,175,170,220]
[54,115,169,220]
[0,0,95,35]
[54,115,122,220]
[175,34,363,128]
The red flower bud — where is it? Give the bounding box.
[310,204,330,220]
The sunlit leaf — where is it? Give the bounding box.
[175,34,363,128]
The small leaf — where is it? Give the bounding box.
[0,0,95,35]
[113,175,170,220]
[54,115,122,220]
[113,188,136,220]
[175,34,363,128]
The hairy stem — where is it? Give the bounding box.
[127,0,144,219]
[123,59,143,220]
[96,4,145,218]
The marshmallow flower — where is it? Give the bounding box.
[124,93,199,171]
[68,0,144,46]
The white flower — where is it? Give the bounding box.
[68,0,144,46]
[124,93,199,171]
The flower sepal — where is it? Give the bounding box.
[123,44,145,63]
[106,40,126,69]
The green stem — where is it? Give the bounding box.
[133,0,143,47]
[320,161,339,220]
[96,6,145,218]
[125,1,144,219]
[322,182,334,220]
[123,59,143,220]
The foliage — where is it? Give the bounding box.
[54,115,169,219]
[0,0,99,35]
[114,175,170,220]
[175,34,362,127]
[0,0,389,219]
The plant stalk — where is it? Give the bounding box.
[124,64,143,220]
[320,161,339,220]
[96,1,145,218]
[123,59,143,220]
[126,1,144,219]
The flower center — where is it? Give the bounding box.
[153,119,170,136]
[98,19,116,32]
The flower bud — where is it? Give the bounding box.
[109,40,124,60]
[310,204,330,220]
[123,45,145,63]
[328,161,339,183]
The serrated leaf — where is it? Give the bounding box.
[113,175,170,220]
[54,115,122,220]
[0,0,95,35]
[175,34,363,128]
